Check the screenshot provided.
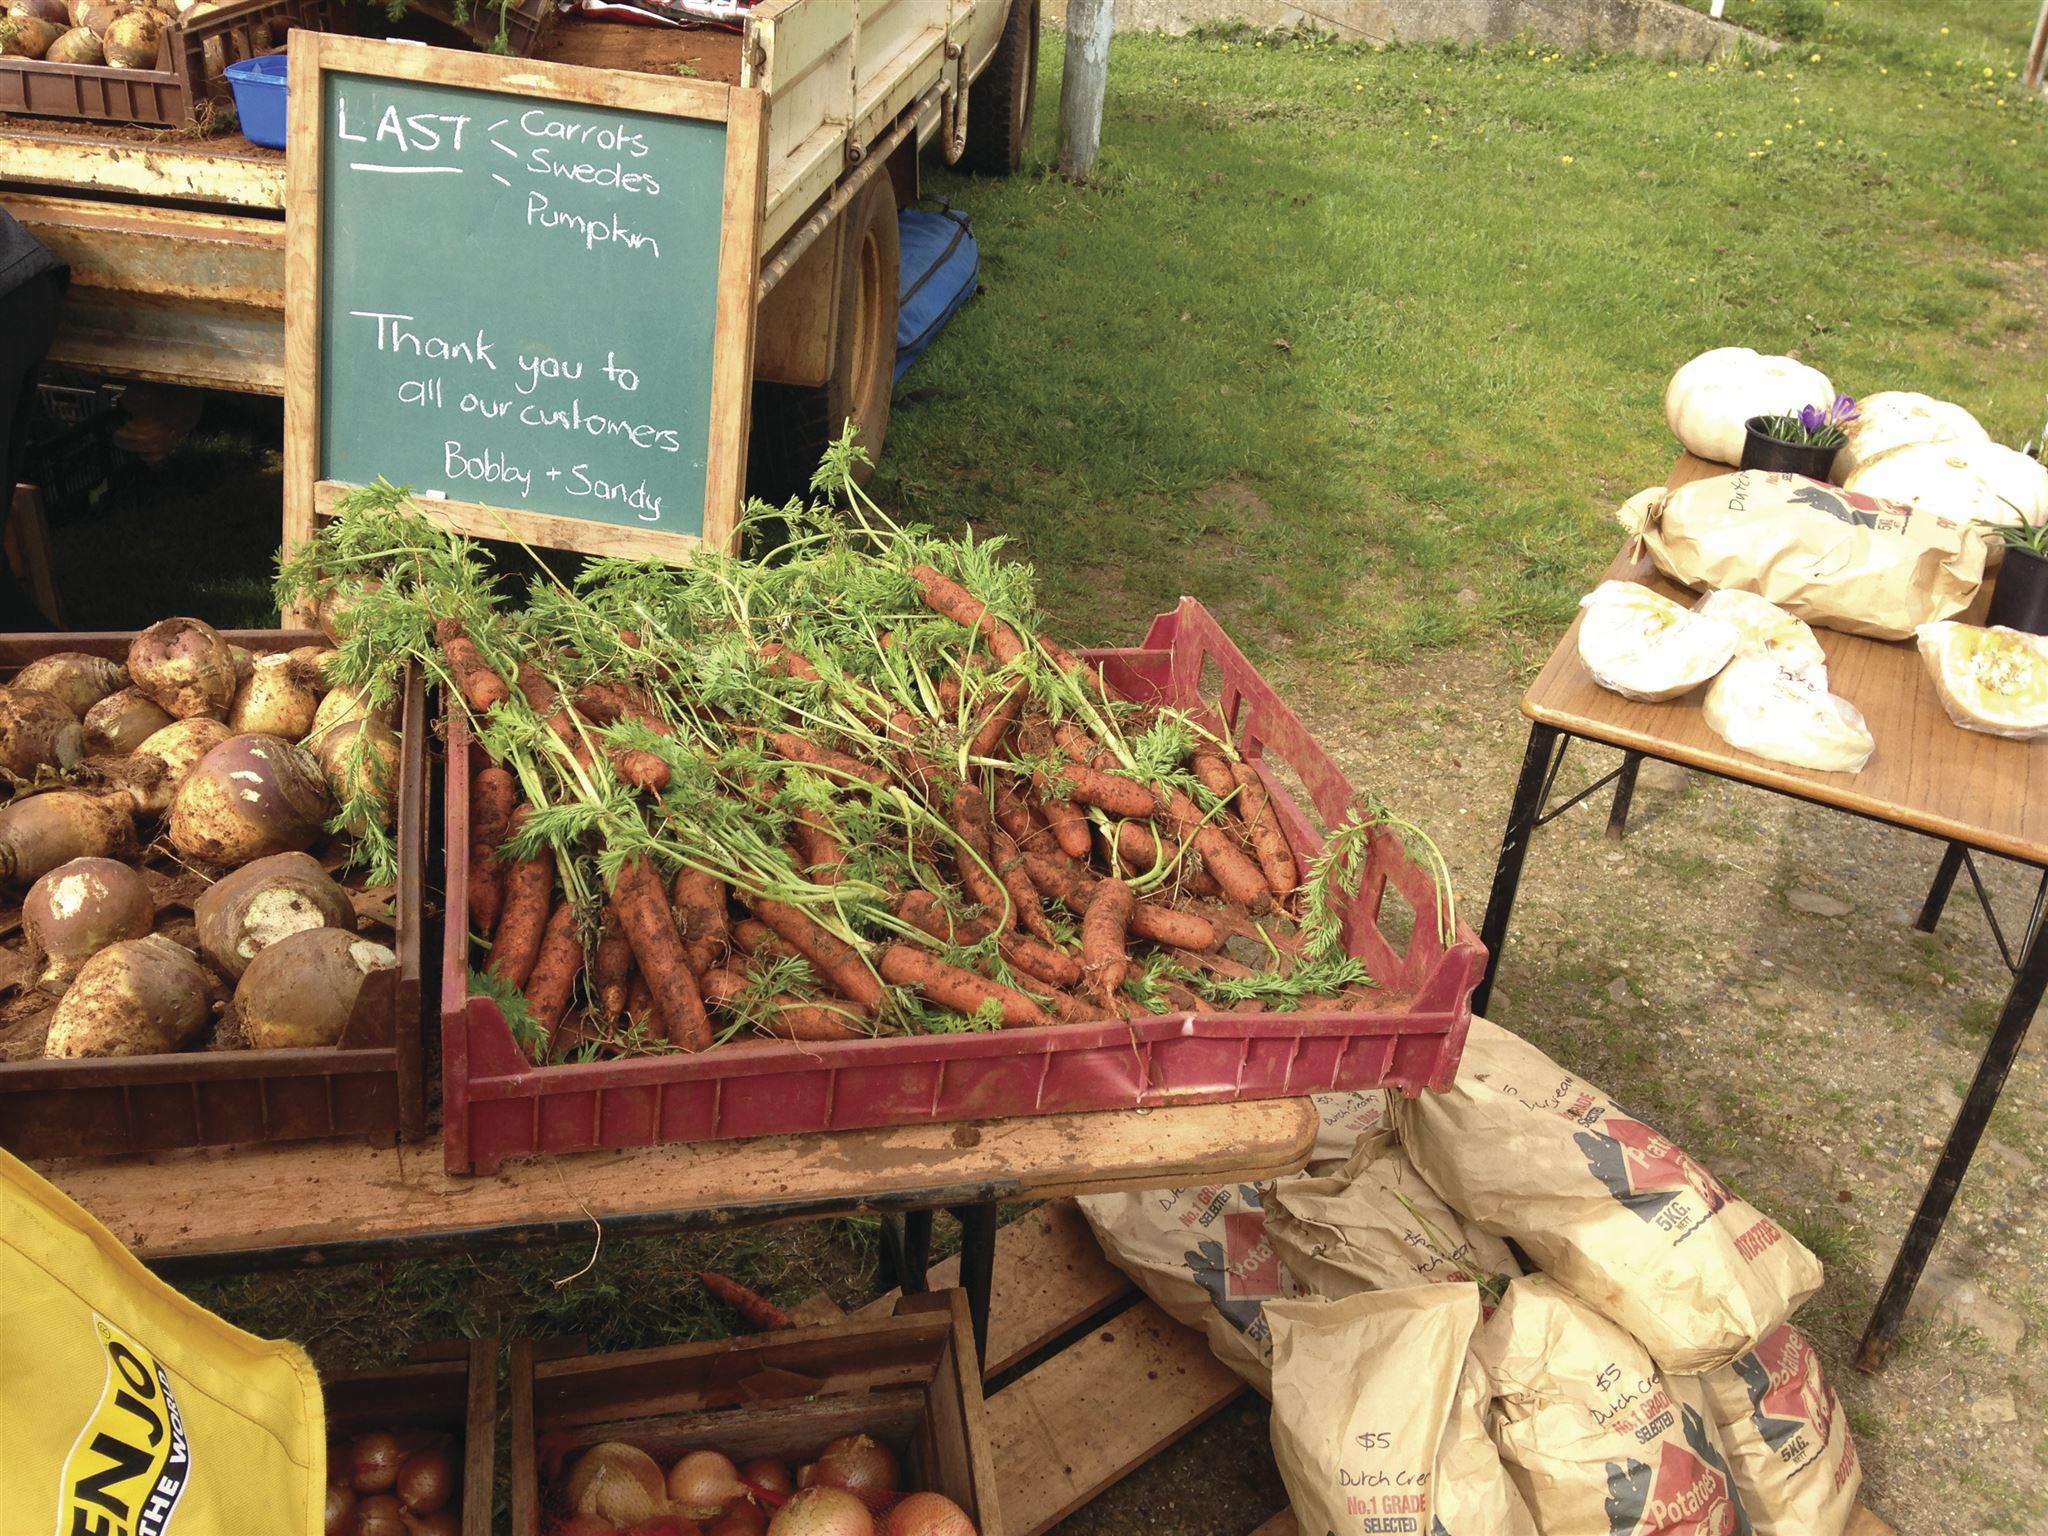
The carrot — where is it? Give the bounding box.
[791,809,845,886]
[897,889,1083,990]
[732,917,804,965]
[1036,636,1100,683]
[516,661,578,750]
[1034,786,1094,860]
[1190,749,1239,801]
[1053,760,1157,819]
[1132,901,1221,953]
[968,682,1025,758]
[467,764,517,939]
[611,747,670,793]
[1021,845,1093,908]
[592,913,632,1020]
[1102,816,1170,876]
[1159,787,1272,912]
[625,972,653,1031]
[522,901,585,1055]
[671,865,730,976]
[989,822,1055,942]
[878,944,1051,1027]
[946,788,1013,926]
[486,806,553,988]
[747,898,883,1013]
[698,1270,794,1331]
[701,966,866,1041]
[610,854,712,1050]
[755,729,891,787]
[991,781,1046,852]
[1082,878,1135,1004]
[1231,761,1299,898]
[435,619,510,713]
[935,674,963,715]
[758,641,821,682]
[909,565,1027,663]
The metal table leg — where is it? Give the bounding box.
[950,1202,999,1375]
[1475,723,1563,1015]
[878,1209,934,1294]
[1604,751,1643,842]
[1856,895,2048,1370]
[1915,841,1968,934]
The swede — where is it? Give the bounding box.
[235,927,394,1048]
[0,687,84,778]
[12,652,125,718]
[194,850,354,979]
[22,855,155,991]
[83,687,174,755]
[288,646,339,692]
[227,653,321,740]
[168,733,329,867]
[44,933,220,1058]
[0,789,136,887]
[311,716,400,831]
[310,682,392,738]
[127,616,238,720]
[317,577,380,645]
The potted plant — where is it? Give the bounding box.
[1985,521,2048,635]
[1740,395,1859,480]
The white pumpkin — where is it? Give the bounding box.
[1664,347,1834,467]
[1829,390,1986,482]
[1843,439,2048,527]
[1703,654,1874,773]
[1693,588,1828,679]
[1917,622,2048,739]
[1577,581,1739,702]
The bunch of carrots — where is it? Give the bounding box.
[278,442,1451,1063]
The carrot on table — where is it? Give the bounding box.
[591,913,632,1021]
[701,967,866,1042]
[990,822,1055,942]
[755,729,891,787]
[522,901,585,1056]
[878,944,1051,1027]
[732,917,804,965]
[1190,749,1240,802]
[670,865,731,976]
[467,764,517,939]
[1082,878,1135,1004]
[791,809,845,886]
[1033,786,1094,859]
[698,1270,794,1331]
[1159,787,1271,912]
[969,682,1025,758]
[610,853,713,1050]
[1132,902,1220,953]
[516,661,578,751]
[1231,760,1299,898]
[486,806,553,988]
[435,619,510,713]
[747,898,883,1013]
[909,565,1027,663]
[898,889,1081,989]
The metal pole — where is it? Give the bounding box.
[1473,723,1562,1015]
[1603,751,1643,842]
[1914,841,1968,934]
[951,1203,1000,1376]
[2027,0,2048,91]
[1058,0,1112,181]
[1856,899,2048,1369]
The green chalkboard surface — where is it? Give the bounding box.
[313,57,738,544]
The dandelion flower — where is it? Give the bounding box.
[1560,154,1575,163]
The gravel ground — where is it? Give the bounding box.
[1053,641,2047,1536]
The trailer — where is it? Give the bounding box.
[0,0,1037,487]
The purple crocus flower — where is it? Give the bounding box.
[1799,403,1824,434]
[1830,393,1860,427]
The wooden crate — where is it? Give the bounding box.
[511,1292,1000,1535]
[0,632,427,1158]
[323,1339,497,1536]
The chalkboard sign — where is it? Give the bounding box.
[284,36,766,569]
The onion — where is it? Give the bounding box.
[356,1492,408,1536]
[741,1462,794,1499]
[351,1432,404,1493]
[396,1448,454,1513]
[768,1489,873,1536]
[882,1494,977,1536]
[798,1437,898,1510]
[668,1450,746,1519]
[707,1507,769,1536]
[566,1443,668,1526]
[325,1482,357,1536]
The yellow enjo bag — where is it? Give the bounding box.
[0,1148,325,1536]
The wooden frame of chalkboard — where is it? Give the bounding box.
[282,35,767,589]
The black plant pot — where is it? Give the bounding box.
[1739,417,1837,481]
[1987,544,2048,635]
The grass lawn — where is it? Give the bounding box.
[36,0,2047,1528]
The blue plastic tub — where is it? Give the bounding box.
[225,53,289,149]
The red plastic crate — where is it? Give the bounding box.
[440,599,1485,1174]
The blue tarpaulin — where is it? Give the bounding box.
[895,206,980,383]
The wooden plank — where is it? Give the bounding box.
[36,1097,1319,1269]
[533,20,748,83]
[4,192,282,306]
[854,1201,1136,1377]
[46,292,282,394]
[1525,530,2048,868]
[987,1298,1246,1536]
[0,122,284,209]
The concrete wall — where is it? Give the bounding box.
[1038,0,1772,61]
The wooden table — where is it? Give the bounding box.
[37,1098,1318,1366]
[1475,458,2048,1371]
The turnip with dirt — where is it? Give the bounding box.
[44,933,221,1058]
[194,850,354,979]
[83,688,174,755]
[311,715,400,832]
[12,652,125,718]
[22,856,155,991]
[108,715,232,816]
[127,616,238,720]
[168,732,330,867]
[234,926,395,1048]
[227,652,321,740]
[0,789,135,887]
[0,688,84,778]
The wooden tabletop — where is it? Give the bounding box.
[1524,457,2048,866]
[37,1098,1319,1275]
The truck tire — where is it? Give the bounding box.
[747,176,902,503]
[960,0,1038,176]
